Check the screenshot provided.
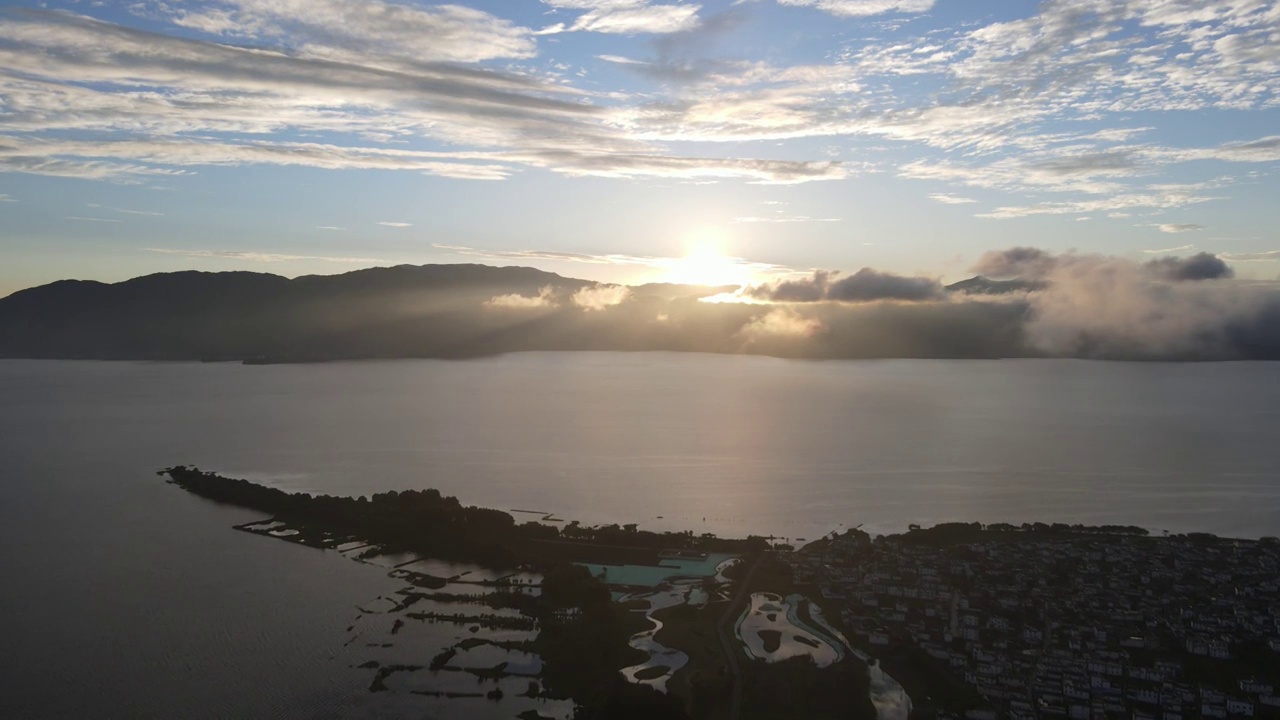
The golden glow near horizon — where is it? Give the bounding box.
[661,226,754,288]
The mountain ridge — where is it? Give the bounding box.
[5,263,1271,362]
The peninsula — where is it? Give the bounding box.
[163,467,1280,720]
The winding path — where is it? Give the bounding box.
[716,556,761,720]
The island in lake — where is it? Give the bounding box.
[163,467,1280,720]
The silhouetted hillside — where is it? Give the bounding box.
[0,264,596,361]
[4,263,1278,361]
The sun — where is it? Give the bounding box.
[663,227,751,287]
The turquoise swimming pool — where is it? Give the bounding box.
[580,552,738,588]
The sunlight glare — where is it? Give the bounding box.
[663,226,751,288]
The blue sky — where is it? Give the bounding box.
[1,0,1278,296]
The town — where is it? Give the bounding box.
[791,524,1280,720]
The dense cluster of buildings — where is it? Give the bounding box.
[791,528,1280,720]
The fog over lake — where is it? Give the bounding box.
[2,353,1278,717]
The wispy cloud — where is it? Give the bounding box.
[1221,250,1280,262]
[145,0,538,63]
[0,8,842,186]
[732,215,841,223]
[1154,223,1205,234]
[65,215,122,223]
[1143,244,1195,254]
[434,242,793,278]
[538,1,701,35]
[776,0,935,18]
[928,193,976,205]
[87,203,163,216]
[572,284,631,310]
[484,285,557,309]
[146,248,380,263]
[595,54,647,65]
[0,0,1278,245]
[738,308,824,340]
[378,221,413,228]
[976,185,1224,220]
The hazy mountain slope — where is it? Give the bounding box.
[4,265,1277,361]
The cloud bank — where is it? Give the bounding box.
[967,248,1275,359]
[445,247,1280,361]
[4,254,1279,362]
[0,6,844,185]
[745,268,945,303]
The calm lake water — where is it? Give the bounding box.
[2,353,1279,717]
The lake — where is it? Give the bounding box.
[2,353,1278,717]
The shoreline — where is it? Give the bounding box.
[8,351,1280,366]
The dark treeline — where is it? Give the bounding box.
[904,521,1148,540]
[880,521,1274,547]
[895,522,1150,546]
[163,466,763,565]
[164,465,521,565]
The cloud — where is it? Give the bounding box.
[1221,250,1280,262]
[500,150,846,183]
[437,243,642,266]
[0,9,842,186]
[975,187,1222,219]
[146,248,380,263]
[65,215,122,223]
[0,9,592,144]
[2,0,1279,229]
[603,0,1280,216]
[86,203,163,217]
[0,194,16,202]
[951,246,1280,359]
[928,193,976,205]
[1143,252,1234,281]
[378,221,413,228]
[434,242,793,278]
[0,133,844,185]
[572,284,632,310]
[969,247,1060,280]
[316,226,344,231]
[1009,250,1266,360]
[1155,223,1206,234]
[738,308,824,340]
[596,54,648,65]
[11,248,1280,362]
[1143,244,1195,254]
[732,215,841,223]
[753,272,830,302]
[146,0,539,63]
[0,136,516,181]
[483,285,558,309]
[828,268,945,302]
[745,268,945,303]
[540,1,701,35]
[974,246,1234,283]
[776,0,935,17]
[1204,135,1280,163]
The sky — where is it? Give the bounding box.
[1,0,1279,297]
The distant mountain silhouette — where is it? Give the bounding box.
[4,264,1276,361]
[0,264,597,361]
